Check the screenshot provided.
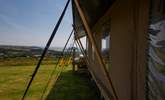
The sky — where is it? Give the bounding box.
[0,0,77,47]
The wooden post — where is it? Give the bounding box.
[72,47,76,73]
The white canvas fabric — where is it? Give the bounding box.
[148,14,165,100]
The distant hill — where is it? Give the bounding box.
[49,47,63,51]
[0,45,62,58]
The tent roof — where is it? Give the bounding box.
[72,0,115,39]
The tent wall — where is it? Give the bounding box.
[73,0,149,100]
[87,0,149,100]
[91,1,135,99]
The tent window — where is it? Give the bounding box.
[102,33,110,72]
[101,19,111,71]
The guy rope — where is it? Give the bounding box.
[40,30,75,100]
[21,0,71,99]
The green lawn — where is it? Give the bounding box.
[0,58,99,100]
[46,66,99,100]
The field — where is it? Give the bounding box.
[0,58,99,100]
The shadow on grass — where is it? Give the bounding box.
[46,68,100,100]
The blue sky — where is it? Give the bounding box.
[0,0,74,47]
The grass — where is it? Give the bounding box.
[46,67,99,100]
[0,58,99,100]
[0,57,57,66]
[0,64,57,100]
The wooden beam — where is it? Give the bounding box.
[72,48,76,73]
[73,0,118,100]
